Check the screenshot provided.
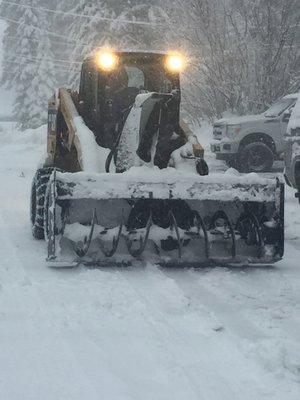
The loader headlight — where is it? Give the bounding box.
[226,124,241,138]
[165,53,187,73]
[96,51,119,71]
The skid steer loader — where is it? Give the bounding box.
[30,50,284,267]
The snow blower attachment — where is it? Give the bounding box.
[31,50,284,267]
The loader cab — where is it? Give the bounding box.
[78,51,181,148]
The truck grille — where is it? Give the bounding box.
[213,125,225,140]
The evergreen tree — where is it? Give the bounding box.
[113,1,166,50]
[12,0,40,128]
[164,0,300,120]
[66,0,166,89]
[2,0,57,129]
[0,0,23,89]
[50,0,79,87]
[68,0,114,89]
[25,20,57,128]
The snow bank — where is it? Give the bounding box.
[0,123,47,146]
[0,119,110,173]
[284,93,299,100]
[0,123,47,170]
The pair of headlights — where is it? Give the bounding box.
[95,51,187,73]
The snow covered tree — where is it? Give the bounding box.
[0,0,24,89]
[67,0,114,89]
[24,27,57,129]
[229,0,300,112]
[11,0,40,128]
[1,0,297,126]
[65,0,167,89]
[0,0,57,129]
[163,0,300,120]
[112,2,167,51]
[51,0,85,87]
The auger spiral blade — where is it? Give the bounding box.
[73,210,97,258]
[97,222,123,258]
[168,210,183,259]
[126,212,153,258]
[193,212,210,259]
[209,210,236,259]
[236,211,264,258]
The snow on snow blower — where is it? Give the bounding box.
[30,50,284,267]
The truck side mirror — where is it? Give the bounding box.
[283,112,291,123]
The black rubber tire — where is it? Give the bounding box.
[30,167,55,240]
[237,142,274,173]
[294,163,300,203]
[296,189,300,204]
[225,156,238,169]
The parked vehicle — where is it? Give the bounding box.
[284,94,300,201]
[211,94,299,172]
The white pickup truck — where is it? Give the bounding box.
[284,94,300,201]
[211,94,299,172]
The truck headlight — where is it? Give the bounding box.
[226,124,241,138]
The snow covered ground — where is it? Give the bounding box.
[0,123,299,399]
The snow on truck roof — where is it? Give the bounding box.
[283,93,299,99]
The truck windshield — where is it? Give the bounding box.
[264,98,296,117]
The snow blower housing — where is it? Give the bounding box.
[31,50,284,267]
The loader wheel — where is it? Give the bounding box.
[237,142,274,173]
[225,156,238,169]
[30,168,55,240]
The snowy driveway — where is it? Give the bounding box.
[0,125,299,399]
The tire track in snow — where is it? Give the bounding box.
[0,149,208,399]
[0,212,106,400]
[118,264,294,400]
[162,266,300,393]
[164,265,300,343]
[0,206,201,400]
[163,267,267,341]
[0,174,138,399]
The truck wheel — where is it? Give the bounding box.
[225,156,238,169]
[294,163,300,203]
[237,142,274,173]
[30,168,55,239]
